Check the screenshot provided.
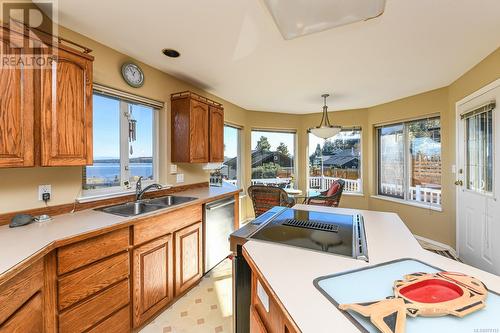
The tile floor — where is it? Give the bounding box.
[140,258,234,333]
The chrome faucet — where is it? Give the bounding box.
[135,176,162,201]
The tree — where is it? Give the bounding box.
[276,142,290,157]
[255,136,271,152]
[309,143,322,165]
[322,140,336,155]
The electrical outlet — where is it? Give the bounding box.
[170,164,178,174]
[38,185,51,201]
[176,173,184,183]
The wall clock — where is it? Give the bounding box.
[121,62,144,88]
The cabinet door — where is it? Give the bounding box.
[133,234,174,328]
[40,48,93,166]
[209,106,224,162]
[0,292,43,333]
[0,38,34,167]
[250,305,268,333]
[189,99,209,162]
[174,221,203,295]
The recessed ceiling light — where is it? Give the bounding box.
[162,49,180,58]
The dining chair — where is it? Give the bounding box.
[305,179,346,207]
[248,185,295,217]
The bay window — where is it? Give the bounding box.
[377,117,441,207]
[221,124,242,188]
[251,129,296,187]
[308,128,362,194]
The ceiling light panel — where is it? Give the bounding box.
[264,0,386,40]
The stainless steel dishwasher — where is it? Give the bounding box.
[204,196,235,273]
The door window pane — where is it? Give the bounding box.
[83,94,121,190]
[466,110,493,193]
[251,130,296,187]
[128,103,154,183]
[221,125,241,187]
[407,118,441,204]
[308,130,362,193]
[378,124,404,199]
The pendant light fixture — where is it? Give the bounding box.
[308,94,341,139]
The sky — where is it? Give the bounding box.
[224,125,239,157]
[93,94,153,159]
[251,130,295,156]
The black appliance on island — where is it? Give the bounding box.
[231,207,369,333]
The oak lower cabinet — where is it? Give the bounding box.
[57,229,130,333]
[174,221,203,296]
[250,267,300,333]
[0,260,47,333]
[132,234,174,328]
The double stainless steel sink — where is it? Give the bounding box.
[97,195,198,217]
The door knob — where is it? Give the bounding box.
[454,180,463,186]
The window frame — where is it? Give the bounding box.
[250,128,298,186]
[81,91,160,199]
[223,123,243,189]
[307,127,363,195]
[376,116,442,208]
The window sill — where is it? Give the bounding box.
[370,195,442,212]
[343,192,364,197]
[78,184,172,203]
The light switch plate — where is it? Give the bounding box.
[38,185,51,201]
[170,164,178,174]
[176,173,184,183]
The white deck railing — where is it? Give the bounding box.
[245,176,441,205]
[223,179,238,186]
[379,183,441,205]
[308,176,361,193]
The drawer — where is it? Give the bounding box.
[134,205,202,245]
[59,279,129,333]
[58,252,129,311]
[87,305,130,333]
[0,292,43,333]
[58,228,129,275]
[0,260,43,324]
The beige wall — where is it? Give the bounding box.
[0,10,498,249]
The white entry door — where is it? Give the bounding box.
[456,80,500,275]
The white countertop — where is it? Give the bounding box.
[0,184,239,279]
[243,204,500,333]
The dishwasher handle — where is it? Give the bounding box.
[206,198,235,211]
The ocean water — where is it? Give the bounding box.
[85,163,153,181]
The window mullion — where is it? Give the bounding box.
[403,123,409,201]
[120,101,130,186]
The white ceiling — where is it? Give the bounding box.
[46,0,500,113]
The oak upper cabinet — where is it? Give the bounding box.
[174,221,203,296]
[132,234,174,328]
[0,28,35,168]
[40,47,94,166]
[209,106,224,162]
[171,91,224,163]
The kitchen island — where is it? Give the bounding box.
[235,204,500,333]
